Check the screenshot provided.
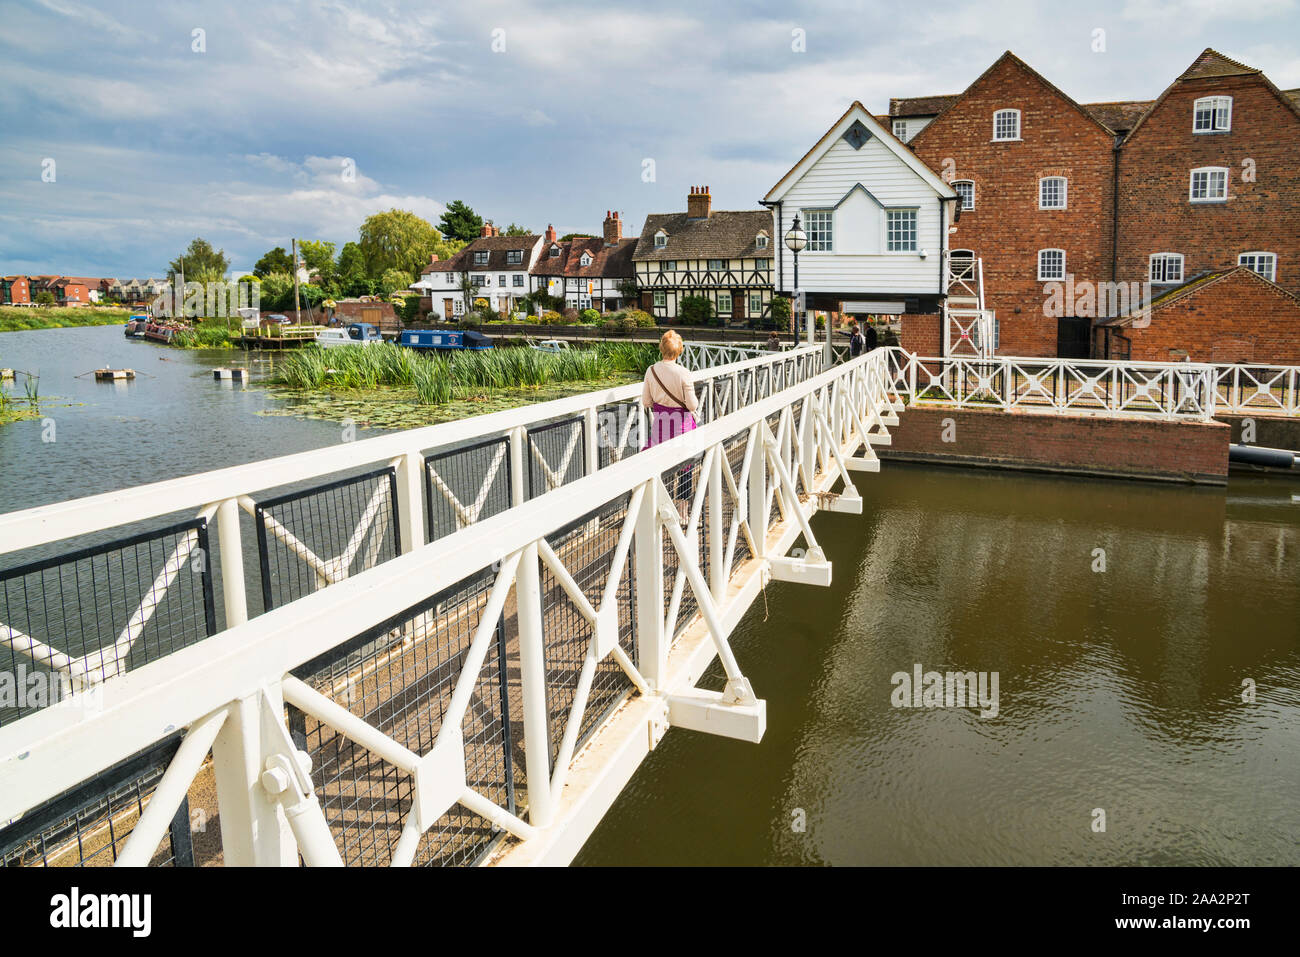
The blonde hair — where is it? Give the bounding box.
[659,330,684,360]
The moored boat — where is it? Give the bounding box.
[316,322,383,348]
[123,315,150,338]
[400,329,493,351]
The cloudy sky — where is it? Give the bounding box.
[1,0,1297,278]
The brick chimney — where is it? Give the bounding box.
[687,185,711,220]
[545,223,557,243]
[603,210,622,246]
[481,221,499,238]
[429,253,439,263]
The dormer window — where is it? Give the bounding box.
[506,250,523,265]
[654,230,668,248]
[549,244,560,258]
[993,109,1021,141]
[579,252,592,267]
[473,251,489,265]
[1193,96,1232,133]
[756,234,769,249]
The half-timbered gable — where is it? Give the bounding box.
[530,216,637,313]
[632,187,775,323]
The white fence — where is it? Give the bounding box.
[1,344,908,867]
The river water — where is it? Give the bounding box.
[3,325,1298,865]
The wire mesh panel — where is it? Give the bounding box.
[538,495,638,763]
[722,430,753,577]
[596,401,642,469]
[526,416,586,499]
[766,411,784,531]
[425,436,513,541]
[255,467,400,613]
[292,567,513,867]
[662,457,709,643]
[0,519,216,728]
[0,735,200,867]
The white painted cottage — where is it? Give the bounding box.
[763,102,958,318]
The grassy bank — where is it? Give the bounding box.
[170,319,238,349]
[264,341,658,429]
[0,305,132,332]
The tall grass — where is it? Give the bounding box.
[171,320,236,349]
[274,341,656,405]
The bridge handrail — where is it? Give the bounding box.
[0,348,900,868]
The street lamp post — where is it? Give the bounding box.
[784,215,807,348]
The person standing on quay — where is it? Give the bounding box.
[642,330,699,520]
[850,323,865,358]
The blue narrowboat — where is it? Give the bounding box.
[400,329,494,351]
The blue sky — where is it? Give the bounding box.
[1,0,1297,279]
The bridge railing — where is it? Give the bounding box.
[1,342,869,867]
[1211,363,1300,417]
[885,350,1221,421]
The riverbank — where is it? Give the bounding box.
[0,305,131,332]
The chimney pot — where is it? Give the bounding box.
[687,185,712,219]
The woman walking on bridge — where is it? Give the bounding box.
[643,330,699,520]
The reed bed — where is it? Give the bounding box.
[274,341,658,405]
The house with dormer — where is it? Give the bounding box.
[531,213,637,313]
[414,223,542,319]
[633,187,775,324]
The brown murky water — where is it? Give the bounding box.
[576,464,1300,866]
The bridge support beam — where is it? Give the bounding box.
[665,688,766,744]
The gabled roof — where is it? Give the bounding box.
[531,237,636,278]
[1123,48,1300,142]
[421,234,540,274]
[910,51,1118,145]
[1082,100,1153,133]
[633,210,775,261]
[1096,266,1300,327]
[890,95,960,117]
[764,101,956,203]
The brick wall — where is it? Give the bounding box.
[1117,73,1300,300]
[880,406,1229,484]
[899,312,942,355]
[1114,269,1300,362]
[909,54,1116,357]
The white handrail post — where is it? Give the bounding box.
[708,445,725,603]
[509,425,527,506]
[210,686,298,865]
[583,406,599,477]
[747,422,767,558]
[394,450,426,554]
[634,478,665,689]
[215,497,247,628]
[515,540,554,827]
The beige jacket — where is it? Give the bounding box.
[641,360,698,412]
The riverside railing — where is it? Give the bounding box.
[1,342,877,867]
[885,350,1221,421]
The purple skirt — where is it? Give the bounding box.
[645,403,697,448]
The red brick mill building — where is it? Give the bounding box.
[890,49,1300,363]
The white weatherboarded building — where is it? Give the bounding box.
[763,102,958,317]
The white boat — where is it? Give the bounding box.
[316,323,382,348]
[531,338,569,354]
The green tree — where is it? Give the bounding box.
[502,222,531,236]
[679,295,715,326]
[437,200,483,243]
[169,237,229,284]
[337,242,366,288]
[359,209,442,280]
[378,267,414,296]
[34,289,55,306]
[298,240,337,289]
[769,295,792,333]
[254,246,294,277]
[258,272,294,311]
[617,278,639,303]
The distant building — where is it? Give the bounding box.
[531,214,637,313]
[414,223,542,319]
[1,276,32,305]
[632,187,775,324]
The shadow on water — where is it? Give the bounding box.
[575,464,1300,866]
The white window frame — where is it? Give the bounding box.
[1189,167,1228,203]
[717,291,732,314]
[506,250,523,265]
[892,119,909,141]
[755,258,769,270]
[953,180,975,211]
[1193,96,1232,133]
[1148,253,1184,284]
[1238,251,1277,282]
[749,291,763,315]
[473,251,489,265]
[653,291,666,308]
[549,244,560,258]
[1037,248,1066,281]
[803,209,833,251]
[452,297,465,316]
[579,252,592,267]
[993,109,1021,141]
[885,208,918,252]
[756,234,769,249]
[654,231,668,248]
[1039,176,1067,210]
[707,258,725,271]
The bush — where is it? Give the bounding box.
[541,310,562,324]
[559,308,580,324]
[768,295,791,332]
[625,309,655,328]
[459,310,483,328]
[34,290,56,306]
[679,295,714,327]
[579,308,600,324]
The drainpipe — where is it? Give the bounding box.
[1110,140,1121,283]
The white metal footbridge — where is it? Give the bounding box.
[1,340,1295,868]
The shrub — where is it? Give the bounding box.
[34,290,56,306]
[625,309,655,328]
[679,295,714,327]
[768,295,791,332]
[559,308,580,324]
[579,308,600,324]
[541,310,562,324]
[473,297,489,309]
[459,310,483,327]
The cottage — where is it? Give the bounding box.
[531,214,636,313]
[414,223,542,319]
